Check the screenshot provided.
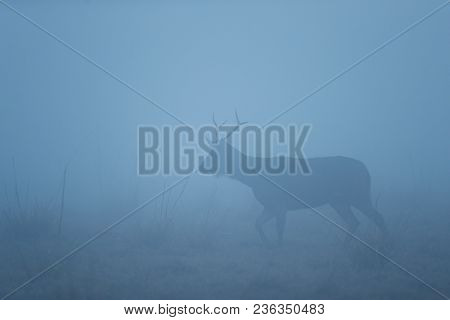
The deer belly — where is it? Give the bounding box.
[252,185,330,210]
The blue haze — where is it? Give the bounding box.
[0,0,449,299]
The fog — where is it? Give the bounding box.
[0,0,449,299]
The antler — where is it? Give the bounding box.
[234,109,247,126]
[211,110,247,140]
[225,109,247,138]
[212,113,218,128]
[211,113,227,143]
[212,113,226,129]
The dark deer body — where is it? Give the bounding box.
[220,146,386,244]
[209,113,387,245]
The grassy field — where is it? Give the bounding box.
[1,188,449,300]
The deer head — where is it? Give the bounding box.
[203,110,247,176]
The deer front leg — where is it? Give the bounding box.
[276,212,287,246]
[255,208,276,246]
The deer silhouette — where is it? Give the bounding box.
[204,112,388,246]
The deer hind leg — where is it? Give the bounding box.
[275,212,287,246]
[330,202,359,236]
[255,208,277,245]
[352,202,392,254]
[353,202,388,236]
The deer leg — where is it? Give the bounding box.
[352,202,387,235]
[275,212,287,246]
[330,202,359,238]
[365,206,387,235]
[255,209,275,245]
[350,202,393,255]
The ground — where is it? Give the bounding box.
[0,192,449,299]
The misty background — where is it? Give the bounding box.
[0,0,449,299]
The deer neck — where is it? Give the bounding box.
[225,147,257,189]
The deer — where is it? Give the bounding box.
[203,112,388,247]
